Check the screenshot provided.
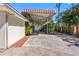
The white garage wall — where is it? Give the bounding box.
[0,12,7,49]
[8,16,25,47]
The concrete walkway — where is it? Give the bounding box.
[1,33,79,56]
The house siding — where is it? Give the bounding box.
[0,12,7,49]
[8,16,25,47]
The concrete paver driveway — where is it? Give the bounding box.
[1,34,79,56]
[1,46,71,56]
[23,34,79,56]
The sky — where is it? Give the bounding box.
[9,3,72,22]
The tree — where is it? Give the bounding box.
[21,12,33,22]
[61,6,79,35]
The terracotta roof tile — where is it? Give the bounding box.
[22,9,55,14]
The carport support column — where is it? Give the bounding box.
[47,19,48,34]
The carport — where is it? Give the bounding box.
[22,9,55,33]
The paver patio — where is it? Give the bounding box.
[1,33,79,56]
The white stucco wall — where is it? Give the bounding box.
[0,12,7,49]
[8,16,25,47]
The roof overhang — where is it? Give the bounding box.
[0,3,29,22]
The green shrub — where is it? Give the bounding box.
[25,23,33,35]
